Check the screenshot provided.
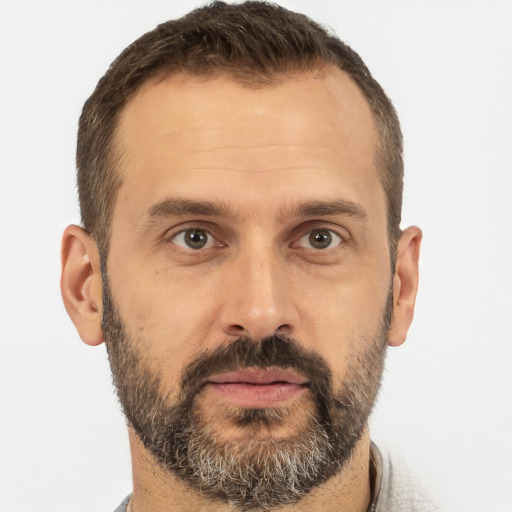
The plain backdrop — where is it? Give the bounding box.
[1,1,511,511]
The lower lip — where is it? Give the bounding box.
[206,382,308,408]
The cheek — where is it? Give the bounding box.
[108,261,222,367]
[297,260,390,321]
[293,263,390,366]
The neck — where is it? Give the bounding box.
[127,427,372,512]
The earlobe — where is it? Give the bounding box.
[388,226,422,347]
[61,225,104,346]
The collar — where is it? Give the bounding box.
[367,442,384,512]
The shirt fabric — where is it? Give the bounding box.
[369,443,439,512]
[114,443,439,512]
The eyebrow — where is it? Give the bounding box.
[288,199,368,221]
[144,197,367,224]
[146,198,238,221]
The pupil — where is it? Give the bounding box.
[185,230,207,249]
[309,230,331,249]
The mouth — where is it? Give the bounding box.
[205,368,310,408]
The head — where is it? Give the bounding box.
[62,2,421,510]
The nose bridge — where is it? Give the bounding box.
[220,238,296,339]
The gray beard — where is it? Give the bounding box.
[102,276,390,510]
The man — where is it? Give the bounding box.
[60,1,432,511]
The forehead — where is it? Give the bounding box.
[113,68,382,222]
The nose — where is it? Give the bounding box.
[219,245,298,340]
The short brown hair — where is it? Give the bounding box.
[77,1,403,260]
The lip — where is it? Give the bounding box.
[205,368,309,407]
[208,369,309,386]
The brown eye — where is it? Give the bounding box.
[172,229,214,250]
[297,229,342,250]
[309,230,332,249]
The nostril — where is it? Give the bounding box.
[223,324,249,338]
[223,322,295,340]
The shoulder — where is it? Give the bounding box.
[113,494,131,512]
[372,444,442,512]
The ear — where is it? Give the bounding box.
[61,225,104,346]
[388,226,422,347]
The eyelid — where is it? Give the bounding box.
[163,221,215,239]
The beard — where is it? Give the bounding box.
[102,276,391,511]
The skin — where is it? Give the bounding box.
[61,67,421,511]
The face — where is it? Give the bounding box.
[104,68,393,507]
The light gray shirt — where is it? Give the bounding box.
[369,443,440,512]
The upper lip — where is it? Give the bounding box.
[207,368,309,386]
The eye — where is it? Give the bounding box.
[296,229,343,250]
[171,229,216,250]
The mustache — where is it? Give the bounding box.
[179,335,334,407]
